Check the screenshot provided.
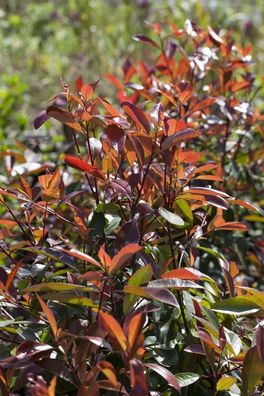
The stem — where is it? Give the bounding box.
[177,290,189,335]
[0,245,18,266]
[85,122,100,205]
[0,199,34,245]
[220,119,230,182]
[72,128,98,204]
[134,130,158,210]
[41,201,48,246]
[96,276,108,319]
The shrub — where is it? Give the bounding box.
[0,21,263,395]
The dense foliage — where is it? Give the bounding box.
[0,0,263,143]
[0,19,263,396]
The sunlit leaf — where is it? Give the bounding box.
[109,244,142,274]
[175,372,199,387]
[148,279,203,289]
[161,128,200,151]
[216,376,237,391]
[162,268,201,281]
[99,311,127,352]
[175,199,193,222]
[23,282,94,293]
[213,296,260,315]
[65,155,106,181]
[158,207,185,227]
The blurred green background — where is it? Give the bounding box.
[0,0,263,146]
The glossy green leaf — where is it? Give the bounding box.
[123,265,153,314]
[175,372,199,387]
[216,376,236,391]
[175,199,193,222]
[212,296,260,315]
[128,265,153,287]
[158,207,185,227]
[23,282,94,293]
[40,293,98,307]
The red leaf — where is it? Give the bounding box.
[229,199,258,211]
[161,128,200,151]
[195,175,223,181]
[205,195,228,210]
[133,34,159,48]
[97,361,117,386]
[105,125,125,144]
[123,310,145,353]
[110,244,142,275]
[187,187,230,198]
[81,84,93,101]
[62,248,102,270]
[99,311,127,352]
[164,118,188,135]
[145,363,181,391]
[5,260,23,292]
[36,293,58,338]
[98,244,112,272]
[121,102,150,133]
[75,75,83,92]
[99,97,123,118]
[130,359,149,396]
[65,155,106,181]
[46,105,76,123]
[231,80,250,92]
[256,323,264,363]
[162,268,201,281]
[215,222,248,231]
[198,329,221,354]
[34,110,50,129]
[194,164,218,174]
[189,97,215,114]
[46,105,83,133]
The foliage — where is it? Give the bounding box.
[0,20,264,396]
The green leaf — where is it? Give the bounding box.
[212,296,260,315]
[244,214,264,222]
[175,372,199,387]
[128,264,153,287]
[123,265,153,314]
[242,345,264,395]
[175,199,193,222]
[41,293,98,307]
[23,282,95,293]
[158,207,185,227]
[216,376,237,391]
[104,216,121,235]
[237,287,264,308]
[0,320,28,328]
[196,245,225,260]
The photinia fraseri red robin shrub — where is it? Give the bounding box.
[0,21,263,396]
